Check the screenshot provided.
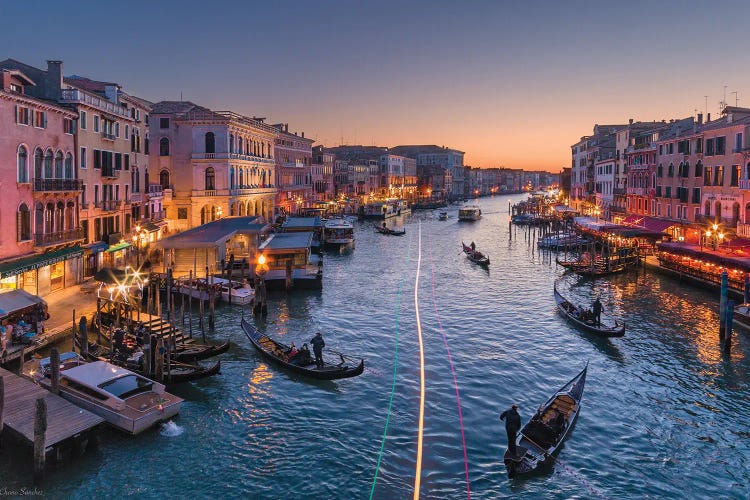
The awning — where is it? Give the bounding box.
[621,215,677,233]
[0,289,46,317]
[106,242,132,253]
[142,221,160,232]
[0,246,83,279]
[84,241,109,254]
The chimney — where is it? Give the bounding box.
[285,123,289,133]
[707,113,711,122]
[104,84,119,104]
[629,118,633,125]
[697,113,703,124]
[45,60,63,101]
[301,132,304,138]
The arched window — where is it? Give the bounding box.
[704,200,711,216]
[17,145,28,182]
[35,202,44,235]
[144,168,149,189]
[34,148,43,180]
[229,167,235,189]
[55,151,63,178]
[64,153,73,179]
[17,203,30,241]
[66,201,75,230]
[715,201,722,220]
[159,137,170,156]
[205,132,215,154]
[205,167,215,190]
[238,137,244,155]
[159,169,170,189]
[695,160,703,177]
[44,149,53,178]
[55,201,64,231]
[229,134,234,153]
[267,142,272,159]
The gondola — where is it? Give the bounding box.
[462,242,490,266]
[375,225,406,236]
[504,363,588,478]
[76,338,222,384]
[94,325,230,362]
[553,282,625,337]
[240,318,364,380]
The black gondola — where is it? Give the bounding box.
[241,319,364,380]
[375,225,406,236]
[553,282,625,337]
[76,338,222,384]
[462,242,490,266]
[504,364,588,478]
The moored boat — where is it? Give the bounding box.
[323,218,355,247]
[461,242,490,266]
[213,277,255,305]
[438,211,448,220]
[29,352,183,435]
[503,364,588,478]
[553,282,625,337]
[240,319,364,380]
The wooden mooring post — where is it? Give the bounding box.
[33,397,47,482]
[50,348,60,395]
[719,270,728,339]
[0,376,5,449]
[79,316,88,359]
[188,270,194,338]
[725,299,734,354]
[72,309,77,353]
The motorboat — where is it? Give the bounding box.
[438,211,448,220]
[458,205,482,221]
[212,277,255,305]
[30,352,183,435]
[323,218,355,247]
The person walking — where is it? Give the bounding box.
[592,297,603,327]
[500,404,522,456]
[310,332,325,368]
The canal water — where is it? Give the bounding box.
[2,194,749,499]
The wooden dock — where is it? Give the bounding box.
[0,367,103,465]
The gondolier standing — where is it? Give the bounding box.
[500,404,522,456]
[592,297,602,327]
[310,332,325,368]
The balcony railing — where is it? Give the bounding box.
[33,178,83,192]
[130,193,142,203]
[737,222,750,238]
[191,152,275,163]
[613,188,626,195]
[229,187,278,196]
[191,189,229,197]
[739,178,750,190]
[95,199,121,211]
[34,227,84,247]
[101,168,120,179]
[60,88,131,119]
[102,132,115,141]
[151,209,166,221]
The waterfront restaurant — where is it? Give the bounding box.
[257,232,322,290]
[156,216,268,276]
[656,239,750,293]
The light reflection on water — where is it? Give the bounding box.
[0,194,749,498]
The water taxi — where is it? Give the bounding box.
[323,218,355,247]
[458,205,482,221]
[213,277,255,305]
[30,352,183,435]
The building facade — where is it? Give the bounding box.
[150,101,277,231]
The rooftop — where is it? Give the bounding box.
[259,232,313,251]
[157,217,266,249]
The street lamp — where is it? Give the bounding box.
[132,224,148,268]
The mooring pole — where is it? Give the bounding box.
[744,274,750,305]
[50,348,60,395]
[33,397,47,482]
[719,270,728,339]
[0,376,5,449]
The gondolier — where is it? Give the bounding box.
[311,332,325,368]
[592,298,602,327]
[500,404,522,456]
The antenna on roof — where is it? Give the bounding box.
[180,91,183,101]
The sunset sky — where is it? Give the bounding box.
[3,0,750,171]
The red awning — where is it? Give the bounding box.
[621,215,676,233]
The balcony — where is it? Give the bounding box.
[101,168,120,179]
[130,193,142,203]
[95,199,121,211]
[102,132,115,141]
[191,189,229,197]
[33,178,83,192]
[34,227,84,247]
[150,209,166,222]
[738,223,750,238]
[229,187,278,196]
[191,152,275,164]
[739,178,750,190]
[60,88,131,119]
[613,188,626,195]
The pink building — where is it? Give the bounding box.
[0,67,82,296]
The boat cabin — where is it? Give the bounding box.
[257,232,322,290]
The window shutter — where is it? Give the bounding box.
[15,105,19,123]
[124,154,130,170]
